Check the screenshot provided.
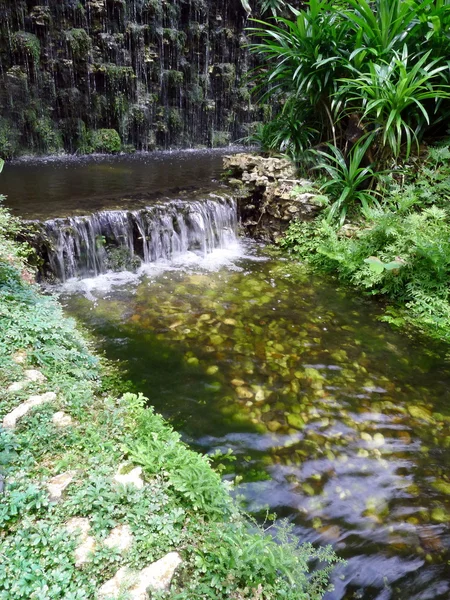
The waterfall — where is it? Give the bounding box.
[29,195,238,282]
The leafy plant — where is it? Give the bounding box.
[337,48,450,161]
[248,1,349,143]
[280,146,450,341]
[314,135,381,224]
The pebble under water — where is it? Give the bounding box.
[62,242,450,600]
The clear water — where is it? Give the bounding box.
[62,242,450,600]
[8,153,450,599]
[2,149,234,220]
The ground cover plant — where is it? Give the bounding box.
[0,194,341,598]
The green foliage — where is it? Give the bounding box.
[185,518,341,599]
[248,0,450,219]
[12,32,41,62]
[106,246,141,272]
[313,135,381,224]
[128,404,233,519]
[0,202,341,599]
[245,96,318,158]
[337,49,450,160]
[0,118,20,159]
[280,146,450,341]
[34,117,64,154]
[65,29,91,60]
[91,129,122,153]
[248,1,348,140]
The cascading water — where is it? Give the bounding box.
[30,194,238,281]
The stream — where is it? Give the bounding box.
[5,151,450,600]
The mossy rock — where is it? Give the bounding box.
[92,129,122,153]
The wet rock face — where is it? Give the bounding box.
[0,0,261,156]
[224,153,325,242]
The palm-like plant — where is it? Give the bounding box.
[337,48,450,161]
[247,0,349,142]
[345,0,423,63]
[247,97,319,158]
[314,135,381,225]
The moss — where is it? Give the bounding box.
[212,130,231,147]
[168,109,183,133]
[91,129,122,153]
[0,118,20,160]
[64,28,91,60]
[215,63,236,87]
[162,28,187,51]
[143,0,162,16]
[165,70,184,88]
[34,118,63,154]
[11,32,41,63]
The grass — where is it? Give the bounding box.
[0,201,341,599]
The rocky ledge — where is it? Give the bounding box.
[224,153,325,243]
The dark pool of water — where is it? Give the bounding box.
[62,246,450,600]
[1,149,235,220]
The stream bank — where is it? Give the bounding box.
[0,206,339,599]
[3,152,450,600]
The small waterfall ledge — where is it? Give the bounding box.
[28,194,238,282]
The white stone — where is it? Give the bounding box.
[24,369,46,382]
[104,524,133,553]
[67,517,91,536]
[98,552,182,599]
[74,535,97,567]
[113,464,144,490]
[66,517,96,567]
[98,567,135,599]
[47,471,75,501]
[7,381,26,393]
[52,411,73,427]
[134,553,182,594]
[12,351,27,364]
[2,391,57,429]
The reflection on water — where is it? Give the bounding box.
[62,243,450,600]
[2,149,233,219]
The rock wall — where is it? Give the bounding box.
[224,153,324,242]
[0,0,265,156]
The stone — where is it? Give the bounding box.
[47,471,76,501]
[236,386,253,399]
[75,535,97,567]
[66,517,91,537]
[98,567,135,599]
[431,507,450,523]
[431,480,450,496]
[24,369,46,382]
[98,552,182,599]
[113,464,145,490]
[2,391,57,429]
[267,420,282,432]
[66,517,96,567]
[408,405,433,422]
[223,154,323,243]
[7,381,26,393]
[231,379,245,387]
[287,414,305,430]
[52,411,73,427]
[12,351,27,364]
[104,524,133,553]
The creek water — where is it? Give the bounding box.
[6,152,450,599]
